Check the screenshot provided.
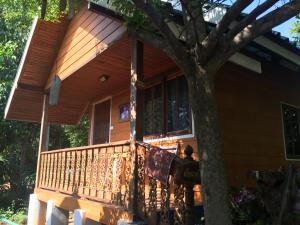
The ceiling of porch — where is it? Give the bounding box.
[5,33,176,125]
[49,36,176,124]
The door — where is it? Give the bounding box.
[93,99,111,144]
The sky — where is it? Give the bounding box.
[231,0,298,39]
[167,0,299,40]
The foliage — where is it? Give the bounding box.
[230,187,270,225]
[290,16,300,45]
[0,0,40,209]
[0,0,88,211]
[0,203,26,224]
[63,115,89,147]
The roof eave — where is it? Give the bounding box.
[4,17,39,120]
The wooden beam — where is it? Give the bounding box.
[49,75,62,106]
[35,94,49,188]
[34,188,134,224]
[130,39,144,142]
[129,39,144,213]
[18,83,44,93]
[136,42,144,141]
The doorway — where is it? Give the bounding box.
[92,99,111,144]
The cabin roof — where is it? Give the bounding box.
[4,2,300,125]
[4,18,68,123]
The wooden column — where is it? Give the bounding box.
[130,39,144,142]
[128,39,144,213]
[74,209,86,225]
[27,194,46,225]
[46,200,69,225]
[35,94,50,188]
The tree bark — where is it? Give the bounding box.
[186,66,232,225]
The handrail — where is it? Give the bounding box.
[135,142,201,225]
[40,140,130,154]
[37,141,132,208]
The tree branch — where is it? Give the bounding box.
[180,0,207,46]
[199,0,254,63]
[227,0,300,57]
[59,0,67,11]
[202,0,254,47]
[127,25,194,77]
[226,0,280,40]
[41,0,47,19]
[131,0,189,66]
[68,0,75,18]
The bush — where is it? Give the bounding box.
[0,202,27,225]
[230,187,270,225]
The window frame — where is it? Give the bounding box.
[281,102,300,161]
[143,74,194,140]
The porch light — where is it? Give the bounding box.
[98,74,110,82]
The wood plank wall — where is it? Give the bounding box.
[46,6,126,88]
[90,61,300,188]
[216,62,300,186]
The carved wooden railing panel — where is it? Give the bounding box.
[136,143,201,225]
[38,141,131,207]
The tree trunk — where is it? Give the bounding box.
[187,67,232,225]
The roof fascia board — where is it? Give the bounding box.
[229,52,262,74]
[167,21,262,73]
[90,1,300,67]
[4,17,39,120]
[254,36,300,66]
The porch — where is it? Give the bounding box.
[3,5,202,224]
[33,141,201,225]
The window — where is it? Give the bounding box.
[144,76,191,137]
[144,83,163,135]
[282,104,300,160]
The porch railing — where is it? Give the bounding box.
[136,143,202,225]
[37,141,201,224]
[37,141,132,207]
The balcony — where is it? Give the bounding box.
[35,141,202,225]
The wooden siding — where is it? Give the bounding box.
[110,90,131,142]
[45,37,174,124]
[20,19,68,87]
[45,6,126,89]
[5,7,175,124]
[90,61,300,187]
[216,62,300,186]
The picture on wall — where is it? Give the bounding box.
[119,103,130,122]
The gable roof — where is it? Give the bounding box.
[4,2,300,125]
[4,18,68,122]
[90,1,300,68]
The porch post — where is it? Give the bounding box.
[129,39,144,213]
[35,94,49,188]
[130,39,144,142]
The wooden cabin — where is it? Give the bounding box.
[4,2,300,225]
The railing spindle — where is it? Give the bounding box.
[56,152,62,190]
[36,142,132,208]
[69,151,76,193]
[60,151,66,190]
[64,151,70,192]
[46,154,51,188]
[39,154,44,187]
[52,153,58,189]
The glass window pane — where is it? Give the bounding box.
[178,76,190,131]
[282,104,300,158]
[144,88,153,135]
[144,84,162,135]
[167,79,177,132]
[152,84,163,134]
